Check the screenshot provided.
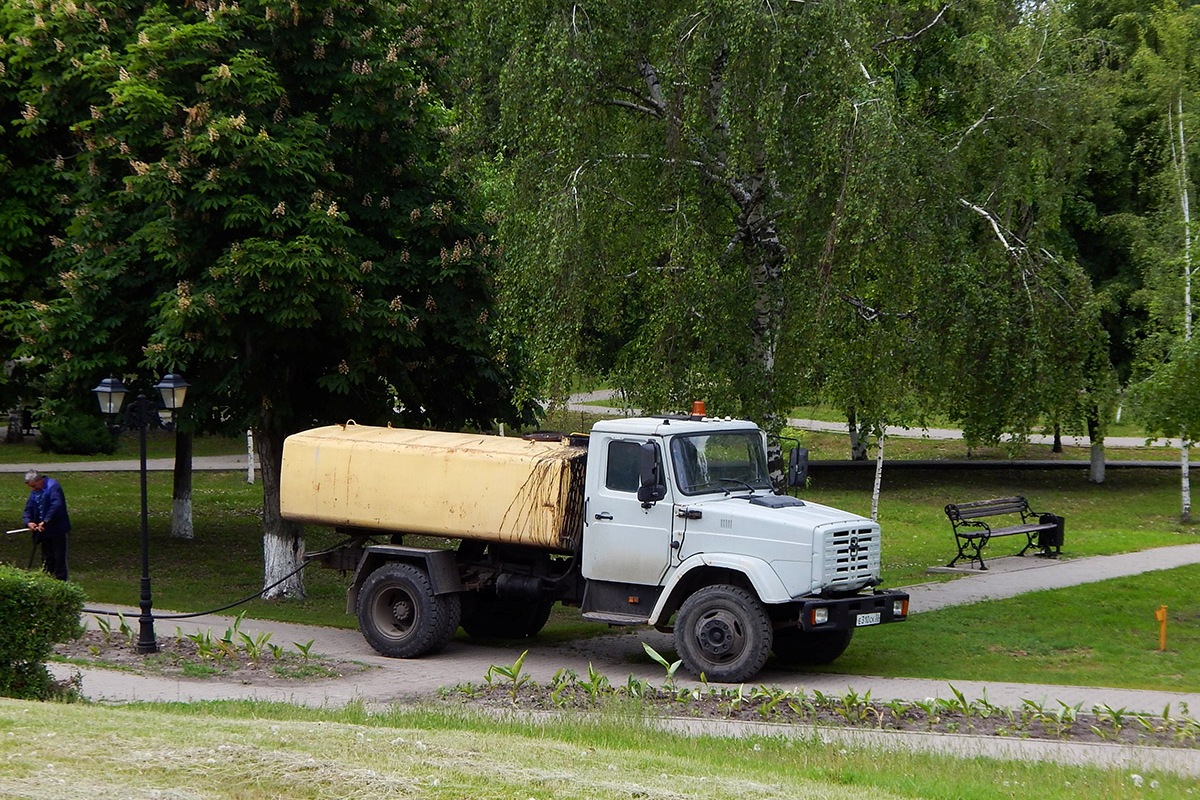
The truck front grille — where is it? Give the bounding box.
[822,527,880,589]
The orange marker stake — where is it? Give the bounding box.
[1155,605,1168,652]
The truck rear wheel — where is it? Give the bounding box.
[357,562,461,658]
[772,628,853,665]
[674,585,772,683]
[461,592,555,639]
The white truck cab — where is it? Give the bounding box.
[578,413,907,680]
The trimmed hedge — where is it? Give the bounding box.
[0,565,85,700]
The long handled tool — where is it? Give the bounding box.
[6,528,38,568]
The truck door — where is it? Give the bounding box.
[582,438,674,585]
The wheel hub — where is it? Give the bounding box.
[391,598,415,626]
[696,611,741,657]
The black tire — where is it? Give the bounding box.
[772,628,853,665]
[357,562,461,658]
[460,592,555,639]
[674,585,773,683]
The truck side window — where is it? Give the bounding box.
[605,440,642,493]
[671,436,705,492]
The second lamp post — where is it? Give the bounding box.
[92,373,190,654]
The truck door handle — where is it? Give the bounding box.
[594,512,613,521]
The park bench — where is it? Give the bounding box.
[943,496,1064,570]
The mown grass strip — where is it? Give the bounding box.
[0,698,1191,799]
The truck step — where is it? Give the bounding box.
[581,611,650,626]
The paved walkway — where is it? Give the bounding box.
[565,390,1183,450]
[0,454,252,473]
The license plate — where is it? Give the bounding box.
[856,612,881,627]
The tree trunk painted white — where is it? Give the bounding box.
[170,430,194,539]
[1086,413,1106,485]
[871,433,885,522]
[1089,441,1106,485]
[171,496,193,539]
[246,429,256,484]
[256,427,306,599]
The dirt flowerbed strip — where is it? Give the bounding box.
[439,652,1200,751]
[54,629,367,682]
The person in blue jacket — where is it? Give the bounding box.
[22,469,71,581]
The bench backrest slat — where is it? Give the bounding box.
[945,496,1029,522]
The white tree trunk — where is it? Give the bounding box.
[871,433,885,522]
[246,429,256,484]
[1176,95,1193,341]
[1183,444,1192,524]
[263,528,305,598]
[171,497,194,539]
[764,411,786,493]
[256,427,305,599]
[1088,441,1106,485]
[847,408,869,461]
[1173,94,1193,522]
[170,430,194,539]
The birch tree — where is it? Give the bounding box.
[911,2,1107,458]
[1125,3,1200,522]
[1170,93,1194,519]
[462,1,967,486]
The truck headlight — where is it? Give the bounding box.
[811,607,829,625]
[893,599,908,617]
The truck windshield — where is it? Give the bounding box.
[670,431,771,496]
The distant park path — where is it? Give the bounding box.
[565,390,1183,450]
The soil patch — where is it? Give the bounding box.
[53,630,369,684]
[440,677,1200,750]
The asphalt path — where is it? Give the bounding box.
[564,390,1185,450]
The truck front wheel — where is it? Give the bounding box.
[674,585,772,683]
[772,628,853,665]
[357,562,461,658]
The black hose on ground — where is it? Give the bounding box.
[80,533,363,621]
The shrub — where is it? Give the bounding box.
[0,565,85,700]
[37,411,118,455]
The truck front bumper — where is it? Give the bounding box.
[796,589,909,632]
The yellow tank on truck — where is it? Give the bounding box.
[280,424,588,551]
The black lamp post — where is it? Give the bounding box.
[92,373,190,655]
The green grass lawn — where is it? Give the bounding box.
[811,565,1200,693]
[0,469,358,629]
[800,466,1194,587]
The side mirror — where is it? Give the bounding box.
[788,446,809,488]
[636,441,667,506]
